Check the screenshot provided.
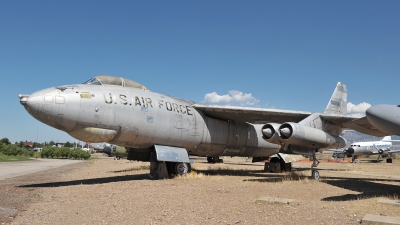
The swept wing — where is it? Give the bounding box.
[193,104,360,125]
[343,117,390,137]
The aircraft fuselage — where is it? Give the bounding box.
[21,83,279,158]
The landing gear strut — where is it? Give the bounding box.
[311,150,320,180]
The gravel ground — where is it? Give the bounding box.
[1,156,400,225]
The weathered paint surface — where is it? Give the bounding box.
[21,77,278,158]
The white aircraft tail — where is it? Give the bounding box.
[382,136,392,141]
[324,82,347,116]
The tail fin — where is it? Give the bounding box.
[382,136,392,141]
[324,82,347,115]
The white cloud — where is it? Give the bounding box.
[203,90,260,106]
[347,102,371,116]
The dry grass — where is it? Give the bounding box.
[173,170,205,180]
[386,193,399,200]
[281,171,311,182]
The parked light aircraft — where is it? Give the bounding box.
[18,75,359,179]
[344,105,400,136]
[334,136,400,163]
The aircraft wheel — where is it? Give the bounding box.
[311,170,320,180]
[387,158,392,163]
[270,157,281,163]
[207,156,219,163]
[116,156,120,160]
[171,162,191,176]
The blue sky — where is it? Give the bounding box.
[1,1,399,143]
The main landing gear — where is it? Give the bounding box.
[311,150,320,180]
[207,156,221,163]
[166,162,191,176]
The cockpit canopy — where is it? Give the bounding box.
[83,76,149,91]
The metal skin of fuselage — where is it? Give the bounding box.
[366,105,400,136]
[19,82,279,159]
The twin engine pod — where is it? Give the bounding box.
[262,122,346,149]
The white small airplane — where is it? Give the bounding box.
[335,136,400,163]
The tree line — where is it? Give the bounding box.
[0,138,90,160]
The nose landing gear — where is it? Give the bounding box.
[311,150,320,180]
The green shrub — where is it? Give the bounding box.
[81,151,91,160]
[3,145,23,156]
[33,152,41,160]
[59,147,70,159]
[53,148,60,158]
[41,146,52,158]
[68,148,78,159]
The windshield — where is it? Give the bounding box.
[83,76,149,90]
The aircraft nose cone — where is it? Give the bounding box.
[18,89,55,120]
[19,87,79,132]
[366,105,400,135]
[18,94,29,105]
[101,146,111,156]
[347,148,354,154]
[262,128,273,138]
[279,127,291,138]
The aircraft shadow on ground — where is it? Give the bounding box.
[197,168,400,201]
[197,162,265,167]
[18,174,149,188]
[18,167,400,202]
[320,177,400,201]
[194,168,292,182]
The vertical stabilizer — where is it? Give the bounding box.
[324,82,347,115]
[382,136,392,141]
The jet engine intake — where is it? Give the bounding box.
[277,122,346,149]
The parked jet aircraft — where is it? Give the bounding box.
[334,136,400,163]
[18,75,358,179]
[344,104,400,136]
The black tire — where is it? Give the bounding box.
[270,157,281,163]
[207,156,219,163]
[311,170,320,180]
[116,156,120,160]
[168,162,191,176]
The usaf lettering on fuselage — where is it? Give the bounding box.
[102,93,193,116]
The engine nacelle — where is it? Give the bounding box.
[278,122,346,149]
[261,123,282,144]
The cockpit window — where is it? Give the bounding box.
[97,76,123,86]
[83,78,102,85]
[124,79,147,89]
[83,75,149,91]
